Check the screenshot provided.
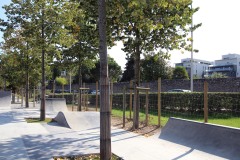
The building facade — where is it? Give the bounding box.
[205,54,240,78]
[175,58,212,78]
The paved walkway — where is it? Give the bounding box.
[0,103,234,160]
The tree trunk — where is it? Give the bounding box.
[25,70,29,108]
[40,8,45,121]
[98,0,111,159]
[25,49,29,108]
[133,29,141,130]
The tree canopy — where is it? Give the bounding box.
[141,53,172,81]
[172,66,189,79]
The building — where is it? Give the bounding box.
[175,58,212,78]
[205,54,240,78]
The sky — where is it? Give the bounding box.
[1,0,240,70]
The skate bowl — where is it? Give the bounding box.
[0,91,12,109]
[45,98,68,113]
[159,117,240,159]
[54,111,100,131]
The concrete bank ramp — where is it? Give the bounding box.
[54,112,100,131]
[0,91,11,109]
[159,117,240,160]
[45,98,68,112]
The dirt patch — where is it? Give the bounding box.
[111,116,160,137]
[67,105,161,137]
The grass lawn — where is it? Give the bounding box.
[112,109,240,128]
[25,118,53,123]
[53,153,123,160]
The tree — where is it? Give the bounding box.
[89,56,122,82]
[98,0,111,159]
[109,0,200,129]
[55,77,68,98]
[141,53,172,81]
[0,52,24,91]
[172,66,189,79]
[1,0,78,120]
[121,55,134,82]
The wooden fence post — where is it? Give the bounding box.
[110,81,113,114]
[83,83,86,110]
[21,88,24,107]
[96,81,98,111]
[33,87,36,108]
[86,90,89,111]
[158,78,161,127]
[145,85,149,126]
[72,91,75,111]
[123,86,126,128]
[204,81,208,123]
[129,80,133,119]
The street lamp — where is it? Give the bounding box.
[190,2,194,92]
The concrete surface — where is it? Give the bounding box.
[53,111,238,160]
[0,99,239,160]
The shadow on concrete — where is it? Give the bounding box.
[22,132,99,160]
[0,137,29,159]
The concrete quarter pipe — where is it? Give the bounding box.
[159,117,240,160]
[45,98,68,112]
[0,91,12,109]
[54,111,100,131]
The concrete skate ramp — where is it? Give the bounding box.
[159,117,240,159]
[45,98,68,112]
[54,111,100,131]
[0,91,11,109]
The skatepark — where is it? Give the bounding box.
[0,91,240,160]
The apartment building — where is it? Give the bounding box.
[175,58,212,78]
[205,54,240,78]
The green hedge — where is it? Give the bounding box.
[49,92,240,116]
[109,92,240,116]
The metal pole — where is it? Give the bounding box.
[69,71,72,93]
[190,3,194,92]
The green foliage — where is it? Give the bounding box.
[88,56,122,82]
[0,0,78,90]
[208,72,227,79]
[172,66,189,79]
[141,53,172,81]
[121,55,134,82]
[55,77,68,86]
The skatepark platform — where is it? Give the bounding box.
[159,117,240,160]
